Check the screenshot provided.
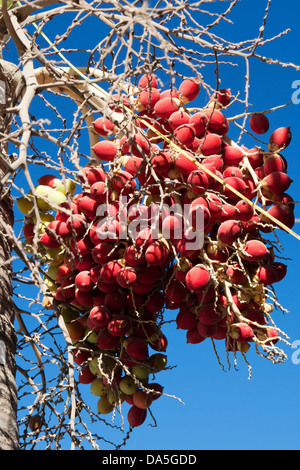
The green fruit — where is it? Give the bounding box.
[119,376,139,395]
[97,395,114,415]
[46,264,59,280]
[149,353,167,372]
[85,328,98,344]
[90,378,107,397]
[132,365,150,380]
[32,212,55,225]
[108,388,126,406]
[88,356,101,376]
[35,185,53,211]
[47,190,67,208]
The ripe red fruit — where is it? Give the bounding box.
[153,96,180,119]
[78,365,96,384]
[245,147,264,169]
[249,113,269,134]
[268,126,292,151]
[145,240,170,266]
[187,169,210,194]
[226,263,247,284]
[197,303,223,325]
[241,239,268,262]
[189,112,208,136]
[235,200,254,222]
[75,270,95,292]
[46,220,70,240]
[73,349,90,366]
[256,264,279,285]
[199,133,222,156]
[74,288,94,307]
[196,321,218,338]
[271,262,287,282]
[77,194,99,220]
[169,110,190,130]
[261,172,293,194]
[165,279,187,303]
[222,146,244,165]
[217,219,241,245]
[205,109,229,135]
[151,151,173,176]
[92,140,118,162]
[107,314,132,336]
[173,151,199,177]
[186,326,206,344]
[104,291,125,311]
[179,78,201,103]
[93,117,116,136]
[263,155,286,175]
[66,214,87,235]
[39,232,60,249]
[176,308,198,330]
[222,166,243,179]
[133,389,153,410]
[138,87,161,111]
[230,323,254,342]
[100,260,123,284]
[127,405,147,428]
[125,337,149,361]
[149,383,164,401]
[89,305,111,328]
[116,266,138,288]
[173,123,196,148]
[145,291,165,313]
[216,88,231,107]
[185,264,211,293]
[78,166,107,187]
[138,73,158,89]
[96,329,121,350]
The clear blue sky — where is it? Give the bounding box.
[11,0,300,450]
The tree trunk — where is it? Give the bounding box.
[0,65,19,450]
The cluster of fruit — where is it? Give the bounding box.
[17,73,295,428]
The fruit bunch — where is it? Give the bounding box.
[17,73,295,428]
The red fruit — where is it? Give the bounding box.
[151,151,173,176]
[263,155,286,175]
[73,349,90,366]
[78,166,107,187]
[263,203,294,229]
[206,243,229,263]
[197,303,223,325]
[217,219,241,244]
[66,214,87,235]
[185,264,211,293]
[92,140,118,162]
[245,147,264,169]
[186,326,206,344]
[222,166,243,179]
[249,113,269,134]
[56,201,79,222]
[268,126,292,151]
[46,220,70,240]
[153,96,181,119]
[97,281,118,294]
[55,264,71,284]
[169,110,190,130]
[189,112,208,136]
[205,109,229,135]
[124,244,146,267]
[100,260,123,284]
[235,200,254,222]
[116,266,138,288]
[111,170,136,195]
[188,204,211,231]
[77,194,99,220]
[165,279,187,303]
[92,242,114,265]
[223,176,248,200]
[241,239,268,262]
[150,332,168,352]
[162,214,184,241]
[179,78,201,103]
[145,291,165,313]
[174,123,196,148]
[220,204,237,222]
[74,289,94,307]
[271,262,287,282]
[127,405,147,428]
[230,323,254,343]
[39,232,60,249]
[138,87,161,111]
[216,88,231,107]
[138,73,158,89]
[89,181,107,202]
[78,365,96,384]
[199,133,222,156]
[149,383,164,401]
[245,309,266,327]
[187,169,210,194]
[96,329,121,350]
[145,240,170,266]
[93,116,116,136]
[197,321,218,338]
[89,305,111,328]
[89,265,102,284]
[226,263,247,284]
[176,308,198,330]
[75,270,95,292]
[133,389,153,410]
[69,235,93,256]
[107,314,132,336]
[222,146,244,165]
[37,174,60,187]
[173,151,199,177]
[256,264,279,285]
[137,265,161,284]
[104,291,125,312]
[126,337,149,361]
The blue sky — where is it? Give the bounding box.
[10,0,300,450]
